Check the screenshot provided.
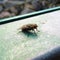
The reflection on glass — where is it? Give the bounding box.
[0,0,60,19]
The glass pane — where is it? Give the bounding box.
[0,10,60,60]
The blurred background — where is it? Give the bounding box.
[0,0,60,19]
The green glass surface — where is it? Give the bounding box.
[0,10,60,60]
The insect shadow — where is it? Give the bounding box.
[18,31,38,39]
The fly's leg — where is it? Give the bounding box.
[34,29,36,33]
[35,28,40,32]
